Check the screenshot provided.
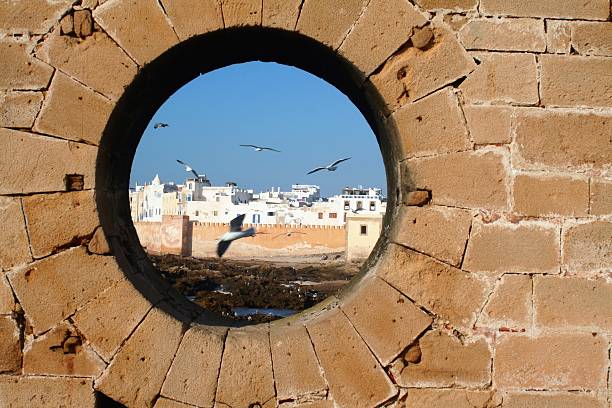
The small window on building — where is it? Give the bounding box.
[360,225,368,235]
[370,201,376,211]
[195,211,199,216]
[329,213,337,219]
[216,197,220,202]
[357,201,363,210]
[344,201,350,210]
[318,212,324,219]
[213,210,218,216]
[267,211,275,216]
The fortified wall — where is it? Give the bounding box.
[0,1,611,407]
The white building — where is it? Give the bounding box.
[130,175,179,222]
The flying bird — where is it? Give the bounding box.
[217,214,256,257]
[273,231,307,239]
[307,157,351,175]
[154,122,169,129]
[176,159,200,179]
[351,208,365,214]
[240,144,281,152]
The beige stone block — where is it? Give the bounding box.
[33,72,113,145]
[494,334,608,390]
[161,0,223,39]
[478,274,531,330]
[306,308,395,407]
[0,91,44,128]
[0,276,15,314]
[377,245,489,327]
[370,27,476,111]
[541,55,612,108]
[0,315,21,373]
[96,306,185,407]
[94,0,179,65]
[0,197,32,272]
[460,52,538,104]
[562,221,612,274]
[480,0,610,20]
[462,105,512,145]
[403,190,430,206]
[293,402,334,408]
[392,87,471,159]
[0,377,96,408]
[393,205,472,266]
[161,326,226,407]
[513,174,589,217]
[0,0,74,34]
[590,178,612,216]
[503,392,607,408]
[572,22,612,57]
[402,149,510,210]
[406,389,495,408]
[154,398,195,408]
[515,109,612,171]
[8,247,124,335]
[0,129,97,195]
[215,325,276,408]
[464,221,559,276]
[459,18,545,52]
[222,0,262,27]
[414,0,477,10]
[296,0,369,49]
[262,0,302,30]
[339,0,426,77]
[546,20,571,54]
[88,226,111,255]
[270,323,327,400]
[0,39,54,91]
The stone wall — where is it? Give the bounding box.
[0,0,611,407]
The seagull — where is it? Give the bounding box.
[307,157,351,175]
[154,122,169,129]
[273,231,307,239]
[217,214,256,257]
[240,144,281,152]
[176,159,200,179]
[351,208,365,214]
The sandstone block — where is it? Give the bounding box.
[88,226,111,255]
[0,39,54,91]
[546,20,571,54]
[293,402,334,408]
[405,389,496,408]
[221,0,262,27]
[462,105,512,145]
[414,0,477,10]
[377,244,489,327]
[494,334,608,390]
[0,197,32,271]
[73,10,94,38]
[480,0,610,20]
[541,55,612,108]
[411,26,434,49]
[0,377,95,408]
[572,22,612,57]
[513,174,589,217]
[154,398,195,408]
[463,221,559,276]
[477,274,531,330]
[403,190,430,206]
[392,205,472,266]
[95,306,185,407]
[0,315,21,373]
[502,392,607,408]
[161,0,223,40]
[8,247,124,335]
[94,0,178,65]
[459,18,545,52]
[262,0,302,30]
[590,178,612,216]
[0,276,15,314]
[0,91,44,128]
[460,52,538,104]
[401,149,510,210]
[306,308,396,407]
[392,87,471,159]
[562,221,611,274]
[0,0,75,35]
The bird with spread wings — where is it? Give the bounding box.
[176,159,200,179]
[240,144,281,152]
[307,157,351,175]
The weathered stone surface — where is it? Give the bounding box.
[513,174,589,217]
[392,87,471,159]
[590,178,612,216]
[502,392,607,408]
[0,91,44,128]
[339,0,426,77]
[459,18,545,52]
[405,389,496,408]
[94,0,179,65]
[0,315,21,373]
[370,27,476,111]
[494,334,608,390]
[392,205,472,266]
[95,307,185,407]
[161,0,223,40]
[8,247,124,335]
[462,105,512,145]
[460,52,538,104]
[562,221,611,274]
[514,109,612,171]
[463,221,559,276]
[72,9,93,38]
[306,308,396,407]
[0,0,75,34]
[0,39,54,91]
[0,128,97,195]
[0,377,96,407]
[478,274,531,330]
[480,0,610,20]
[292,402,334,408]
[215,325,275,408]
[541,55,612,108]
[154,398,195,408]
[222,0,262,27]
[0,276,15,314]
[377,244,489,327]
[414,0,477,10]
[60,13,75,36]
[572,22,612,57]
[411,26,434,49]
[161,326,226,407]
[402,149,510,210]
[87,226,111,255]
[546,20,571,54]
[403,190,430,206]
[262,0,302,30]
[0,197,32,272]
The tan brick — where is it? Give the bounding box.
[464,221,559,276]
[480,0,610,20]
[293,402,334,408]
[370,27,476,111]
[459,18,545,52]
[572,22,612,57]
[94,0,179,65]
[96,306,185,407]
[160,0,223,40]
[154,398,195,408]
[297,0,367,49]
[402,149,510,210]
[221,0,262,27]
[306,308,395,407]
[0,377,96,408]
[0,0,74,35]
[0,197,32,272]
[403,190,430,206]
[0,276,15,315]
[8,247,124,335]
[414,0,477,10]
[478,274,531,330]
[460,52,538,104]
[541,55,612,108]
[0,91,43,128]
[215,325,275,408]
[462,105,512,145]
[0,129,97,195]
[590,178,612,216]
[563,221,612,274]
[513,174,590,217]
[0,316,21,372]
[406,389,496,408]
[392,87,471,159]
[546,20,571,54]
[494,334,608,390]
[392,205,472,266]
[377,244,490,327]
[262,0,302,30]
[0,39,54,91]
[515,109,612,171]
[33,72,113,145]
[339,0,426,77]
[503,392,607,408]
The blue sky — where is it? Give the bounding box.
[130,62,386,197]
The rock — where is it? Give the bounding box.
[412,26,434,49]
[60,13,74,35]
[74,10,94,38]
